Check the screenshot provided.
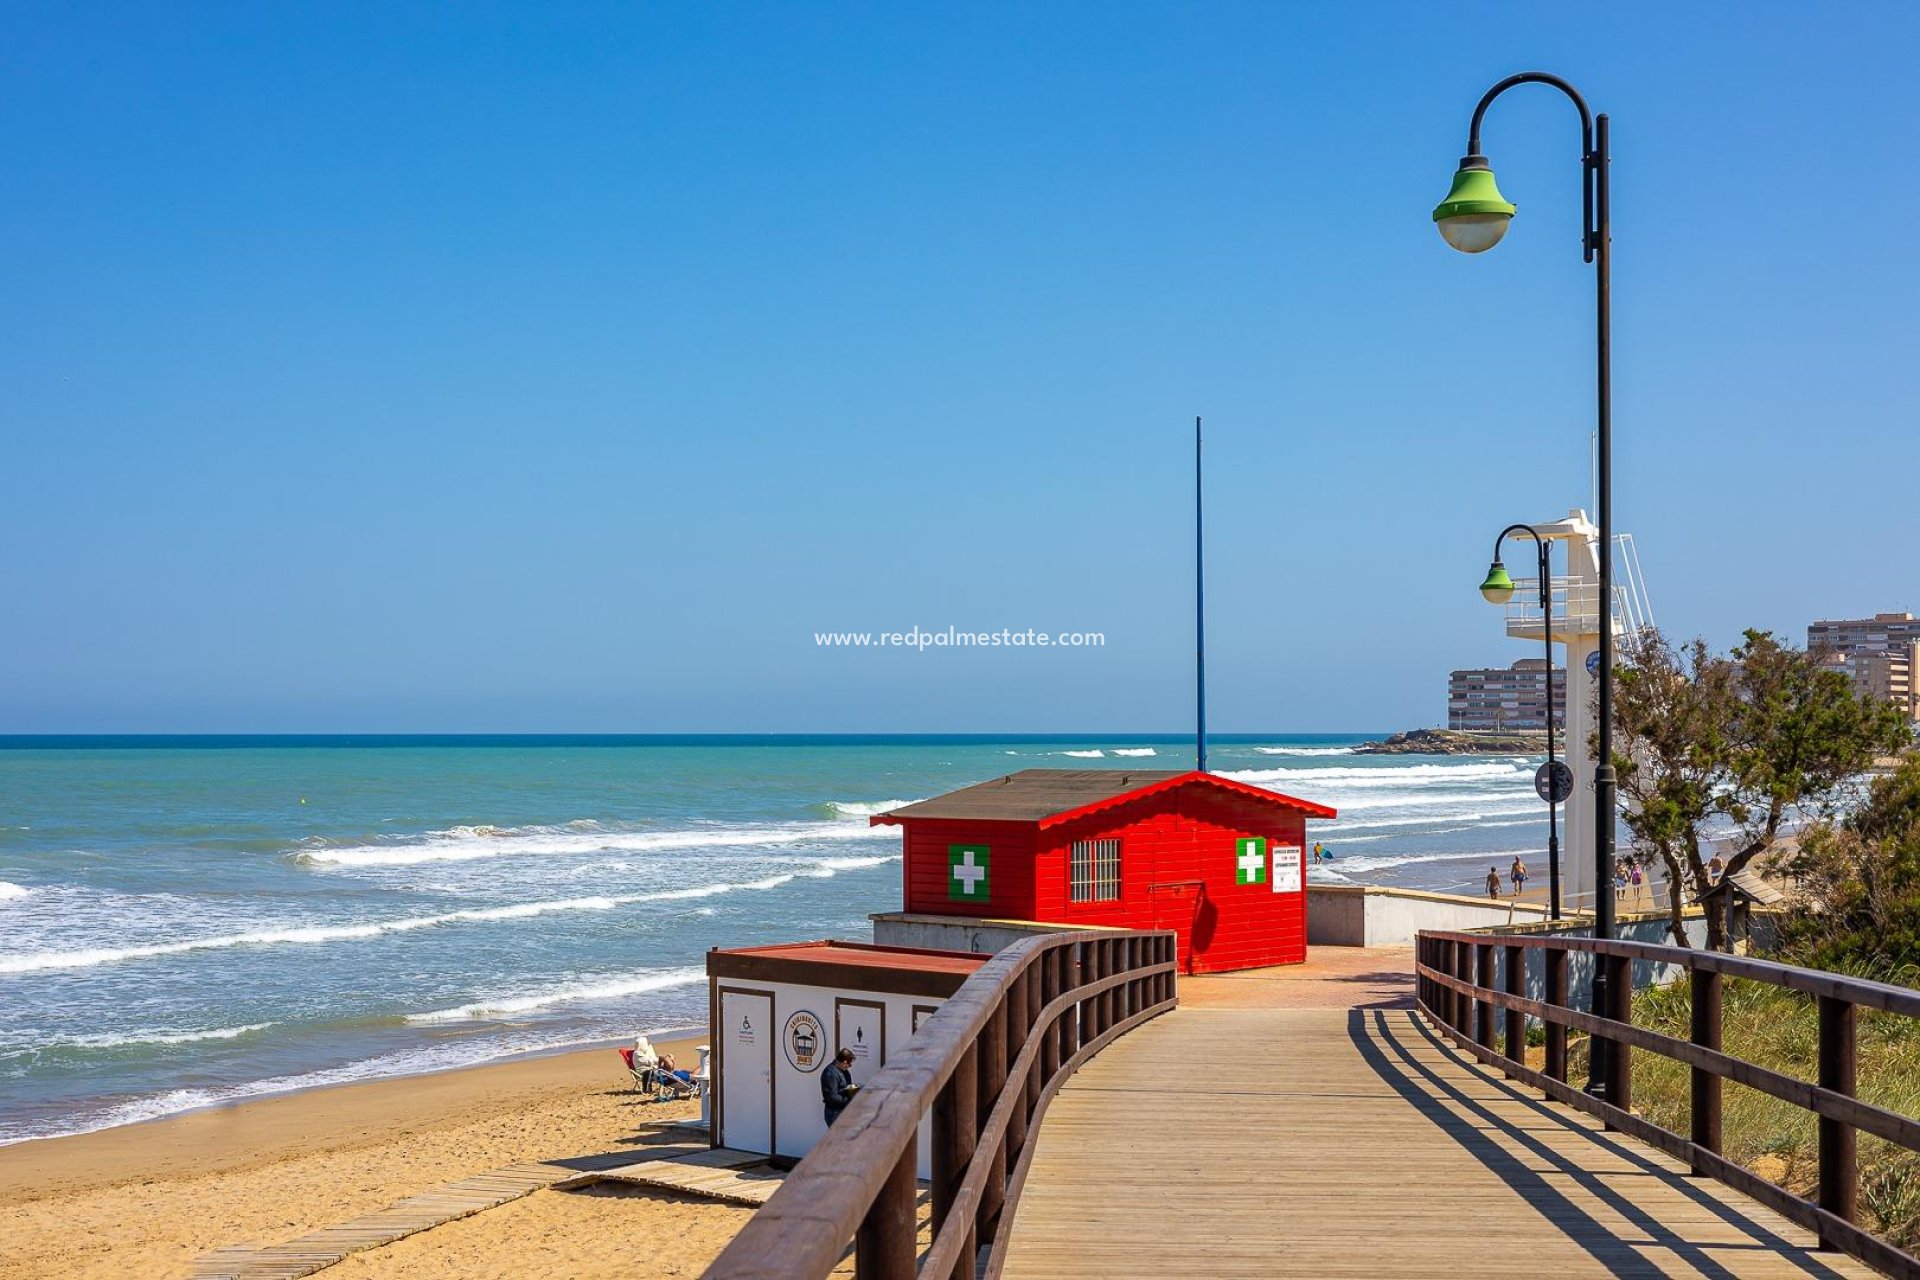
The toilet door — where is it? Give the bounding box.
[718,987,775,1154]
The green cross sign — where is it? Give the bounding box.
[1235,836,1268,885]
[948,844,990,901]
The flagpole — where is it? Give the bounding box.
[1195,415,1207,774]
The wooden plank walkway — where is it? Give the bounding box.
[191,1159,579,1280]
[190,1144,768,1279]
[1002,1006,1880,1279]
[557,1146,787,1207]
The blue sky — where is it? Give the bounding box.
[3,3,1916,733]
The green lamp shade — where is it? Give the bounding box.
[1479,561,1516,604]
[1433,164,1515,254]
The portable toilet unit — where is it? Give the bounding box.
[706,939,990,1175]
[872,769,1336,974]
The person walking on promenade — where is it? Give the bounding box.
[821,1048,859,1126]
[1487,866,1503,899]
[1510,857,1528,897]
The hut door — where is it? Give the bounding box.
[719,987,774,1154]
[1148,882,1202,974]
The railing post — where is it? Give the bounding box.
[1040,945,1062,1085]
[1476,943,1496,1051]
[1606,953,1633,1120]
[976,994,1009,1245]
[1503,943,1524,1071]
[932,1028,977,1247]
[1024,957,1044,1117]
[855,1140,918,1280]
[1544,948,1568,1083]
[1004,972,1031,1174]
[1818,994,1859,1239]
[1690,968,1722,1158]
[1061,944,1081,1061]
[1085,941,1104,1042]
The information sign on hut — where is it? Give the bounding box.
[872,769,1336,974]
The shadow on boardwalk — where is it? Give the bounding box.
[1000,991,1875,1279]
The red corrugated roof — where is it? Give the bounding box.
[708,938,990,976]
[870,768,1336,827]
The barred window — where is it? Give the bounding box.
[1070,838,1121,903]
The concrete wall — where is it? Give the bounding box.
[1306,885,1554,947]
[870,911,1129,956]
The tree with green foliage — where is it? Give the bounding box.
[1781,753,1920,978]
[1608,632,1729,947]
[1609,628,1910,951]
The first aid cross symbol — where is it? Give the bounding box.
[953,849,985,894]
[1235,837,1267,885]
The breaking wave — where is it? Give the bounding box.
[1060,750,1105,758]
[1218,761,1532,787]
[1111,748,1157,757]
[0,862,896,976]
[0,882,29,901]
[59,1023,277,1050]
[824,800,922,818]
[292,817,892,868]
[406,968,707,1024]
[1252,746,1355,757]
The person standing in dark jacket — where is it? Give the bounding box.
[821,1048,858,1125]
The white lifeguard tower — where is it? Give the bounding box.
[1492,509,1654,911]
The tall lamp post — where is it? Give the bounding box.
[1479,525,1563,920]
[1433,72,1619,1101]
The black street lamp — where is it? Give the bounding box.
[1480,525,1565,921]
[1434,72,1619,1101]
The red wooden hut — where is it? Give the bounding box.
[872,769,1336,974]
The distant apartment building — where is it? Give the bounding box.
[1447,658,1567,731]
[1808,612,1920,722]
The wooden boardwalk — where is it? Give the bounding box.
[191,1159,580,1280]
[191,1140,776,1279]
[1002,1005,1879,1279]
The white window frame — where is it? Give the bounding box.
[1070,838,1122,904]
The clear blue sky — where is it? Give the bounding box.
[3,3,1916,733]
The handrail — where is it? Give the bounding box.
[704,929,1178,1280]
[1415,929,1920,1279]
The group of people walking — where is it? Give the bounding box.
[1485,857,1529,899]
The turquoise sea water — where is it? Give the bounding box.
[0,734,1549,1144]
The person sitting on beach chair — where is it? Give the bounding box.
[656,1053,697,1099]
[618,1046,657,1095]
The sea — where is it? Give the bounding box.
[0,734,1552,1146]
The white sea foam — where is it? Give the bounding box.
[1252,746,1355,757]
[798,855,897,875]
[406,968,707,1024]
[61,1023,277,1050]
[0,882,29,901]
[1060,750,1105,758]
[1110,748,1157,757]
[827,800,923,818]
[1218,761,1530,787]
[0,867,864,975]
[294,817,892,868]
[1327,847,1543,874]
[0,1025,694,1146]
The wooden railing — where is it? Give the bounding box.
[1416,930,1920,1278]
[704,929,1178,1280]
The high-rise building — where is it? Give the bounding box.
[1808,612,1920,721]
[1447,658,1566,732]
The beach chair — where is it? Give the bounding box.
[617,1047,661,1096]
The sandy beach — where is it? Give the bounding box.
[0,1033,748,1280]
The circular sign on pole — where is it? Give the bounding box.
[1535,760,1574,805]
